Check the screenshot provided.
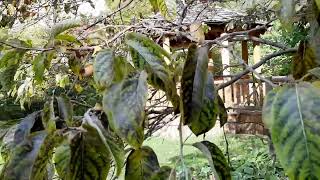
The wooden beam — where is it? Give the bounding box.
[241,40,249,66]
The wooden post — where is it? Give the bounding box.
[241,41,250,106]
[220,33,232,106]
[162,36,171,65]
[253,41,261,73]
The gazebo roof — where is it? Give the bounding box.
[176,3,245,25]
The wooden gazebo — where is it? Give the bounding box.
[149,1,276,135]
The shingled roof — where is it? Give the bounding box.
[176,2,245,25]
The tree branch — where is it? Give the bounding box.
[217,48,297,90]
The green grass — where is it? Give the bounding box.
[144,134,286,179]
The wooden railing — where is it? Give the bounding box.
[214,75,291,109]
[214,75,292,135]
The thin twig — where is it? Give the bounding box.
[84,0,134,30]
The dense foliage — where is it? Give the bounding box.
[0,0,320,179]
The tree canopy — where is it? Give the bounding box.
[0,0,320,179]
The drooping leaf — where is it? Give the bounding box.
[13,112,41,144]
[103,71,148,149]
[181,44,198,124]
[0,112,62,180]
[56,94,73,126]
[54,126,111,180]
[193,141,231,180]
[262,82,320,179]
[217,95,228,126]
[126,33,179,113]
[181,44,216,135]
[42,98,56,133]
[150,166,175,180]
[125,146,160,180]
[188,72,218,136]
[83,110,125,176]
[292,41,318,79]
[93,49,114,89]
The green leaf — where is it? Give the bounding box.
[32,53,46,84]
[0,63,18,91]
[262,82,320,179]
[54,128,111,180]
[83,110,125,176]
[149,0,159,13]
[126,32,170,75]
[181,44,198,124]
[0,50,24,68]
[125,146,160,180]
[0,112,61,180]
[56,94,73,126]
[103,71,148,149]
[1,131,54,180]
[93,49,130,90]
[315,0,320,10]
[157,0,177,20]
[193,141,231,180]
[181,45,217,135]
[50,19,81,38]
[126,32,179,112]
[150,166,175,180]
[55,34,81,44]
[188,72,218,136]
[93,49,114,89]
[42,98,56,133]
